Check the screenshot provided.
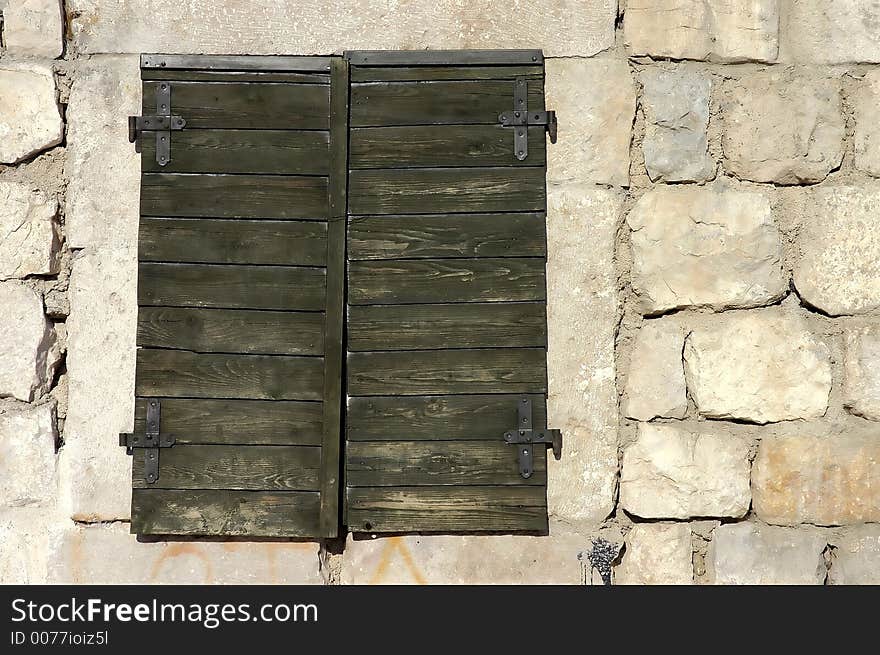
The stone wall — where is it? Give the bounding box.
[0,0,878,585]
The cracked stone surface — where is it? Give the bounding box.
[0,181,61,281]
[829,526,880,585]
[0,64,64,164]
[0,401,57,508]
[0,282,59,402]
[622,316,688,421]
[844,323,880,421]
[2,0,64,58]
[855,71,880,177]
[615,523,694,585]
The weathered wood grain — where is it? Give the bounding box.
[131,489,321,536]
[136,349,324,401]
[139,218,328,266]
[346,394,547,441]
[347,348,547,396]
[137,307,324,355]
[138,263,326,311]
[142,70,330,84]
[346,441,545,487]
[348,167,545,215]
[140,173,329,219]
[347,213,545,260]
[348,302,546,351]
[350,66,543,83]
[348,258,545,305]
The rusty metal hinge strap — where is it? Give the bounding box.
[119,398,175,485]
[503,396,563,479]
[127,82,186,166]
[498,77,558,161]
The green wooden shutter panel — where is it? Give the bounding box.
[126,51,556,538]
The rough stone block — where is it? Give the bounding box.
[624,0,779,63]
[0,181,61,280]
[546,184,620,522]
[628,183,786,315]
[794,186,880,316]
[615,523,694,585]
[0,401,56,507]
[59,247,137,521]
[0,508,57,583]
[752,434,880,526]
[722,72,844,184]
[0,64,63,164]
[707,522,827,585]
[546,59,635,187]
[829,526,880,585]
[619,423,751,520]
[67,0,617,57]
[781,0,880,64]
[341,520,596,584]
[47,523,322,584]
[854,71,880,177]
[622,317,688,421]
[684,308,831,423]
[2,0,64,58]
[0,282,58,402]
[640,68,714,182]
[65,56,141,250]
[844,323,880,421]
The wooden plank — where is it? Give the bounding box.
[349,125,545,168]
[136,349,324,401]
[346,394,547,441]
[350,65,543,82]
[142,81,330,129]
[348,302,546,351]
[348,168,545,215]
[131,489,321,536]
[346,441,546,487]
[142,70,330,83]
[348,258,545,305]
[142,130,329,175]
[347,348,547,396]
[319,58,349,538]
[140,173,328,219]
[141,54,332,73]
[137,307,324,356]
[133,445,321,491]
[350,80,544,127]
[345,486,547,533]
[347,213,545,260]
[346,50,544,67]
[139,218,328,266]
[134,398,322,446]
[138,263,326,311]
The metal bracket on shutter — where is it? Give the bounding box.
[498,77,557,161]
[127,82,186,166]
[119,399,175,485]
[503,397,563,479]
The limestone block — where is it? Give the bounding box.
[829,526,880,585]
[781,1,880,64]
[0,508,57,583]
[624,0,779,62]
[341,520,595,584]
[752,434,880,526]
[707,522,827,585]
[67,0,617,57]
[640,68,714,182]
[722,72,844,184]
[0,181,61,280]
[619,423,751,520]
[2,0,64,58]
[546,58,635,187]
[47,523,322,584]
[546,184,620,522]
[854,71,880,177]
[0,282,58,402]
[844,323,880,421]
[628,183,786,314]
[622,317,688,421]
[0,401,56,507]
[615,523,694,585]
[794,186,880,316]
[684,308,831,423]
[0,64,63,164]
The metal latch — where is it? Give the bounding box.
[119,398,175,484]
[503,396,563,479]
[498,77,558,161]
[128,82,186,166]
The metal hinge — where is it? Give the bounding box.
[119,398,175,484]
[498,77,558,161]
[128,82,186,166]
[503,396,563,479]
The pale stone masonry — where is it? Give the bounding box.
[2,0,880,585]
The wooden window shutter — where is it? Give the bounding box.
[125,56,348,537]
[343,50,560,534]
